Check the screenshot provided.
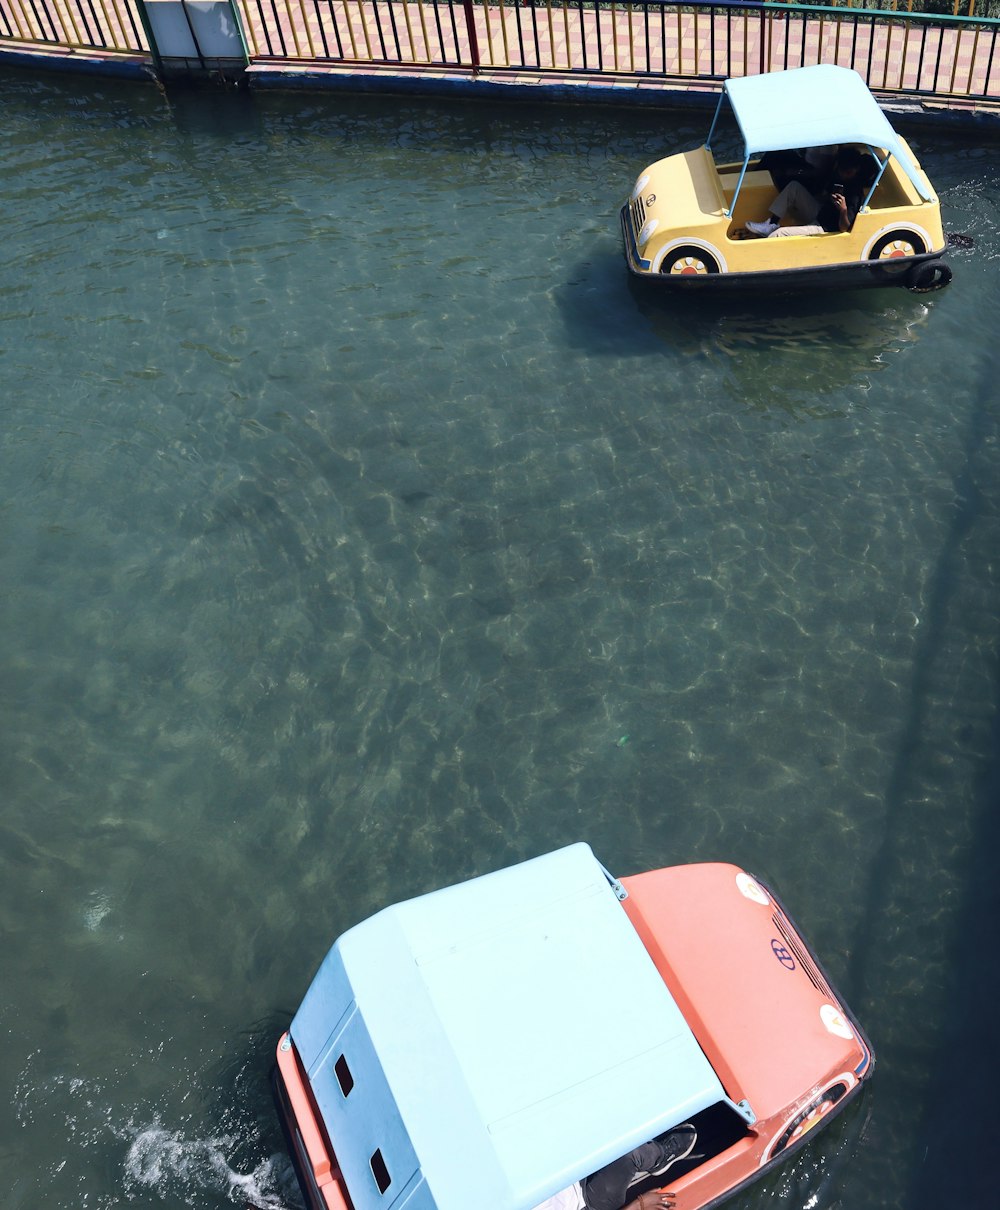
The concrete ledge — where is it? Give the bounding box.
[0,41,156,80]
[245,61,1000,129]
[245,61,725,111]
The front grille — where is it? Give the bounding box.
[630,194,646,234]
[772,912,832,996]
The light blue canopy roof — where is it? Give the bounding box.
[291,843,726,1210]
[722,65,934,201]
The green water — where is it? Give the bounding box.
[1,73,997,1210]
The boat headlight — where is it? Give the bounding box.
[639,218,659,247]
[631,174,649,202]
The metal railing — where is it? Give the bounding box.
[233,0,1000,101]
[1,0,997,100]
[0,0,147,52]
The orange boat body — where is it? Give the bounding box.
[621,863,872,1209]
[273,853,873,1210]
[275,1033,353,1210]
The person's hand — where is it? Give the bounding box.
[625,1192,674,1210]
[831,192,847,212]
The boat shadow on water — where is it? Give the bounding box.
[629,273,941,417]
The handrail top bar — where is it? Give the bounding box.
[632,0,1000,28]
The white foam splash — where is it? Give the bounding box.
[125,1125,298,1208]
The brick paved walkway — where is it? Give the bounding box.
[2,0,999,111]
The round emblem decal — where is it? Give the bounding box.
[771,938,796,970]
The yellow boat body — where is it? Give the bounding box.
[622,141,946,289]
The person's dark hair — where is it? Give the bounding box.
[835,146,866,173]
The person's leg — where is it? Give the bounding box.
[747,179,822,236]
[581,1144,663,1210]
[769,223,825,237]
[768,180,821,224]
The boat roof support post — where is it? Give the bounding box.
[705,88,729,156]
[861,148,889,213]
[725,156,751,220]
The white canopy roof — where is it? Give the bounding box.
[292,844,727,1210]
[722,65,933,201]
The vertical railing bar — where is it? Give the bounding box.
[55,0,86,44]
[380,0,400,58]
[5,0,30,39]
[931,21,945,91]
[96,0,123,48]
[340,0,359,56]
[948,22,962,91]
[51,0,78,42]
[479,0,494,66]
[21,0,46,39]
[400,0,417,63]
[356,0,374,59]
[293,0,314,54]
[39,0,64,39]
[643,0,650,73]
[424,0,440,61]
[899,10,911,90]
[369,0,388,59]
[964,25,979,94]
[447,0,461,64]
[311,0,329,56]
[13,0,39,39]
[676,2,682,76]
[267,0,287,53]
[691,6,697,77]
[914,19,927,87]
[245,0,266,56]
[26,0,57,39]
[122,0,144,47]
[82,0,105,43]
[282,0,304,56]
[416,0,431,63]
[545,0,554,69]
[981,25,998,100]
[736,4,745,75]
[107,0,131,47]
[511,2,524,66]
[497,0,510,67]
[659,0,665,77]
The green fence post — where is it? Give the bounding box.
[133,0,166,79]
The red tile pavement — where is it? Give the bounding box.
[2,0,999,113]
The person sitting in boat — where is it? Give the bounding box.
[758,144,838,191]
[745,147,868,238]
[532,1124,697,1210]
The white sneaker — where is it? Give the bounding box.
[745,219,778,237]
